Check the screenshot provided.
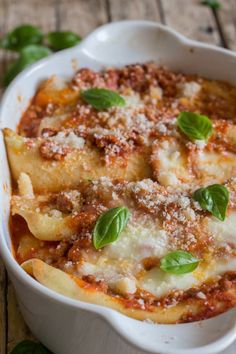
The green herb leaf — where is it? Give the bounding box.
[47,31,81,50]
[10,340,52,354]
[93,207,130,249]
[160,250,200,275]
[201,0,221,10]
[3,44,52,86]
[81,88,126,110]
[193,184,229,221]
[177,111,213,141]
[1,24,43,51]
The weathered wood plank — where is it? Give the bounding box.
[0,0,56,351]
[109,0,161,21]
[217,0,236,50]
[161,0,221,45]
[58,0,108,36]
[3,0,56,31]
[0,0,56,75]
[1,1,8,352]
[0,1,236,354]
[7,282,34,353]
[0,260,6,354]
[0,0,8,98]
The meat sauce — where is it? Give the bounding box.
[10,63,236,321]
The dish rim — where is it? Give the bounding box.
[1,20,236,354]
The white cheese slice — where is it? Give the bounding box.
[139,267,196,297]
[206,210,236,246]
[139,258,236,297]
[105,216,170,261]
[196,150,236,184]
[178,81,201,98]
[152,138,192,187]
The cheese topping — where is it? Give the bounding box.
[7,63,236,323]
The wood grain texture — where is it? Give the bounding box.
[161,0,221,45]
[217,0,236,50]
[0,0,56,351]
[108,0,161,21]
[7,282,33,353]
[0,0,56,89]
[0,1,7,351]
[0,260,6,354]
[1,1,236,353]
[58,0,108,36]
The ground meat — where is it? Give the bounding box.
[94,133,132,153]
[39,140,71,160]
[72,68,107,89]
[155,66,186,97]
[102,68,120,90]
[72,63,185,96]
[19,105,46,137]
[55,191,81,213]
[92,132,135,166]
[67,206,100,261]
[41,128,58,138]
[118,63,157,92]
[72,67,119,91]
[82,275,108,292]
[142,257,159,271]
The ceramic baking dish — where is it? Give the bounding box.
[1,21,236,354]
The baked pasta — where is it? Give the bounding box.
[5,63,236,323]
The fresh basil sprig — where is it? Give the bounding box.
[93,206,130,249]
[177,112,213,141]
[81,88,126,110]
[10,340,52,354]
[1,24,82,86]
[193,184,229,221]
[0,24,43,51]
[47,31,81,50]
[3,45,52,86]
[201,0,221,10]
[160,250,200,275]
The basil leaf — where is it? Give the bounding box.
[3,45,52,86]
[160,250,200,275]
[1,24,43,51]
[81,88,125,110]
[177,111,213,141]
[93,207,130,249]
[201,0,221,10]
[20,44,52,61]
[47,31,81,50]
[193,184,229,221]
[10,340,52,354]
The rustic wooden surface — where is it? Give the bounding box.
[0,0,236,352]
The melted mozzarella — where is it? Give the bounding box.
[51,131,85,149]
[196,150,236,184]
[206,210,236,246]
[38,114,68,134]
[105,216,169,261]
[139,268,196,297]
[153,135,236,189]
[139,258,236,297]
[178,81,201,98]
[78,212,236,298]
[152,138,192,187]
[78,215,171,295]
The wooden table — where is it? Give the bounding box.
[1,0,236,352]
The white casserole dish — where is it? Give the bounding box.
[1,20,236,354]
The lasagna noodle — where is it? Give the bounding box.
[22,258,236,323]
[7,63,236,323]
[4,128,151,193]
